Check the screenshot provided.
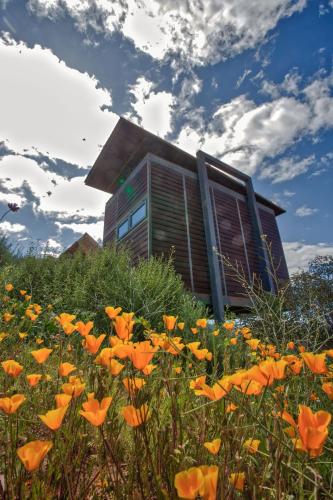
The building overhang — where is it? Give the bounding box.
[85,117,285,216]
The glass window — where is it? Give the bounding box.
[117,219,129,239]
[130,201,146,228]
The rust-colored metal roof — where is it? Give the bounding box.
[85,117,285,215]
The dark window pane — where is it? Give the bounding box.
[117,219,129,239]
[131,201,146,227]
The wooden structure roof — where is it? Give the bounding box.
[85,117,285,216]
[61,233,100,256]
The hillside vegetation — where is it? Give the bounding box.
[0,246,332,499]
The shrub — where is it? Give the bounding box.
[0,245,207,333]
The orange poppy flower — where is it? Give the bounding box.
[301,352,327,374]
[243,439,260,454]
[5,283,14,292]
[322,382,333,400]
[196,377,232,401]
[112,341,134,359]
[2,359,23,377]
[258,359,287,383]
[287,341,295,350]
[193,348,209,361]
[62,376,85,398]
[246,339,260,350]
[230,338,237,346]
[187,342,201,353]
[113,315,135,341]
[123,377,146,394]
[95,347,114,366]
[189,376,206,390]
[229,472,245,491]
[177,322,185,330]
[122,404,151,427]
[191,327,198,335]
[17,440,53,472]
[163,315,177,331]
[80,393,112,426]
[298,405,331,457]
[105,306,122,319]
[84,334,106,355]
[142,364,157,375]
[62,323,77,335]
[196,318,207,328]
[224,321,235,331]
[282,355,303,375]
[0,394,26,414]
[108,358,125,376]
[203,438,221,455]
[31,348,53,364]
[130,341,158,370]
[174,467,204,499]
[20,289,27,296]
[26,374,42,387]
[55,393,72,408]
[56,313,76,326]
[58,362,76,377]
[236,379,263,396]
[39,405,69,431]
[3,312,14,322]
[226,403,238,413]
[175,466,218,500]
[75,320,94,337]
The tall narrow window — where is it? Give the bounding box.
[117,219,129,239]
[130,201,146,228]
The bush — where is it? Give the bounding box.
[0,245,207,333]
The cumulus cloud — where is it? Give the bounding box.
[295,205,319,217]
[56,221,104,242]
[260,155,315,183]
[284,241,333,274]
[127,77,175,137]
[0,154,109,219]
[0,35,118,167]
[176,71,333,179]
[0,221,26,233]
[28,0,307,66]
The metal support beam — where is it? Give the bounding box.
[245,179,275,292]
[196,152,225,322]
[196,150,276,319]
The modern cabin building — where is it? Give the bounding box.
[85,118,288,320]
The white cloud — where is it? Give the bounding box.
[284,241,333,275]
[28,0,307,66]
[0,221,26,233]
[0,155,109,219]
[127,77,175,137]
[283,190,296,197]
[176,71,333,179]
[56,221,104,242]
[260,155,315,183]
[0,35,118,166]
[295,205,319,217]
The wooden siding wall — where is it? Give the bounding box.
[150,162,210,295]
[103,163,148,260]
[150,163,192,290]
[259,209,289,281]
[211,188,249,297]
[185,177,211,295]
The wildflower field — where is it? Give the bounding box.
[0,283,333,499]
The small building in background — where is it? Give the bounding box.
[85,118,289,320]
[61,232,100,257]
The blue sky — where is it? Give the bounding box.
[0,0,332,273]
